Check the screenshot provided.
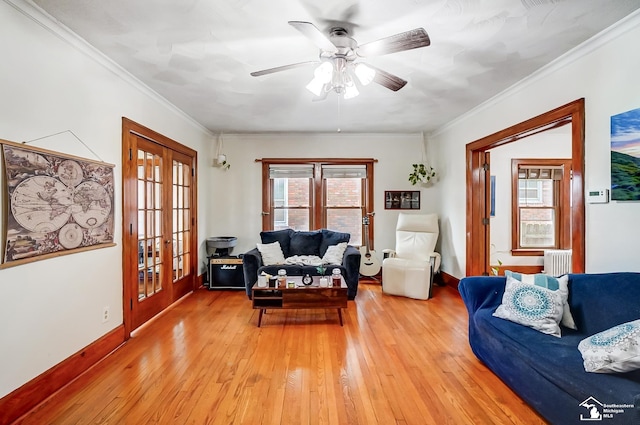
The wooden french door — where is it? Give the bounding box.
[122,119,197,335]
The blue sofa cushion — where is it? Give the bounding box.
[289,230,322,257]
[260,229,293,258]
[569,273,640,336]
[320,229,351,257]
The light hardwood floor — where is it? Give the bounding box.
[17,283,545,425]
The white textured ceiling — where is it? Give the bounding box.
[31,0,640,133]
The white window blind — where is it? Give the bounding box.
[321,164,366,179]
[517,165,564,180]
[269,165,314,179]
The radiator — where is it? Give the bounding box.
[543,249,572,277]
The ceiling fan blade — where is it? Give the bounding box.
[288,21,338,53]
[368,66,407,91]
[250,61,317,77]
[357,28,430,57]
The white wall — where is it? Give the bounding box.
[489,126,572,267]
[0,0,213,398]
[429,11,640,278]
[204,132,439,258]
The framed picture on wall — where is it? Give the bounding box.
[385,191,420,210]
[611,106,640,201]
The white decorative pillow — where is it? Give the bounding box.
[493,275,565,337]
[256,241,285,266]
[322,242,348,265]
[578,319,640,373]
[505,271,577,330]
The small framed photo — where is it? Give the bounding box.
[385,191,420,210]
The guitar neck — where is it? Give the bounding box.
[363,222,372,254]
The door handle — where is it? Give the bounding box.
[261,211,270,216]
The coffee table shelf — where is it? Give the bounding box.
[252,290,283,308]
[251,276,347,327]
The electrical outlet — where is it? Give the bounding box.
[102,306,110,323]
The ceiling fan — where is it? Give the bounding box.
[250,21,431,100]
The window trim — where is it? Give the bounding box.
[259,158,376,247]
[511,158,571,256]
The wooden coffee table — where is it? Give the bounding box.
[251,275,348,327]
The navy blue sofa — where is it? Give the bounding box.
[242,229,361,300]
[459,273,640,424]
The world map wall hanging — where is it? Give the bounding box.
[1,139,115,267]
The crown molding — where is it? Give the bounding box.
[5,0,212,136]
[431,9,640,138]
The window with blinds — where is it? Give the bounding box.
[263,160,375,246]
[322,165,366,245]
[269,165,314,231]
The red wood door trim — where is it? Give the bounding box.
[466,99,585,276]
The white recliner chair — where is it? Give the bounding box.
[382,213,441,300]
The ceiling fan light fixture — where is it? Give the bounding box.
[344,84,359,99]
[354,63,376,86]
[306,61,333,96]
[306,77,325,96]
[314,61,333,84]
[251,21,432,100]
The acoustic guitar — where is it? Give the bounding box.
[359,215,381,276]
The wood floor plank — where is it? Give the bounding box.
[14,283,546,425]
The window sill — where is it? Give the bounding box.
[511,249,545,256]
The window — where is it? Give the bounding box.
[269,165,313,230]
[261,159,375,246]
[272,178,288,227]
[511,159,571,254]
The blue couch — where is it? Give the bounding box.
[242,229,361,300]
[459,273,640,424]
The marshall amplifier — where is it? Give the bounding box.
[208,255,245,290]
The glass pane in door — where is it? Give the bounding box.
[138,149,164,300]
[172,160,191,281]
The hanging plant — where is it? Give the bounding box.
[216,153,230,170]
[408,163,435,185]
[216,134,230,170]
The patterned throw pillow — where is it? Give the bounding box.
[505,271,577,330]
[493,275,565,337]
[256,241,286,266]
[578,319,640,373]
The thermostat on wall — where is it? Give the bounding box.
[587,189,609,204]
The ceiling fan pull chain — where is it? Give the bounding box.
[337,95,342,133]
